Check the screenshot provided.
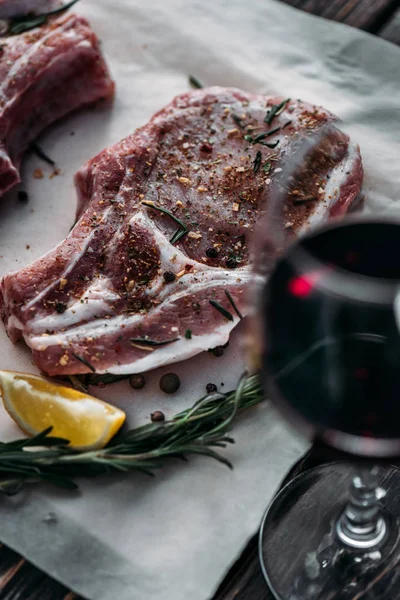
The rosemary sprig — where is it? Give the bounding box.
[142,201,188,245]
[209,299,234,321]
[0,373,264,494]
[188,75,204,89]
[8,0,80,35]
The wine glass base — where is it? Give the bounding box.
[259,463,400,600]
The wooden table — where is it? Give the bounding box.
[1,1,400,598]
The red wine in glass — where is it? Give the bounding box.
[259,218,400,599]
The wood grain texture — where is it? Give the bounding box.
[281,0,400,32]
[0,1,400,599]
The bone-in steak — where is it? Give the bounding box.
[0,87,363,376]
[0,13,114,197]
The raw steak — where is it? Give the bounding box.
[0,12,114,197]
[0,0,59,19]
[0,87,363,376]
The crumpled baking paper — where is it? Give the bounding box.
[0,0,399,598]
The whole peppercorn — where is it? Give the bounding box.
[129,373,146,390]
[206,383,218,394]
[212,346,224,357]
[151,411,165,422]
[163,271,176,283]
[206,247,218,259]
[160,372,181,394]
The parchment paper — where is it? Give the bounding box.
[0,1,399,599]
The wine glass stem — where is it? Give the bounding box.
[336,465,387,549]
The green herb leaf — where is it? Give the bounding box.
[263,162,272,175]
[142,202,189,246]
[185,329,192,340]
[30,143,56,167]
[209,299,234,321]
[259,140,280,149]
[264,99,290,125]
[253,150,262,174]
[71,353,96,373]
[8,0,81,35]
[224,290,244,320]
[188,75,203,89]
[232,114,243,128]
[130,337,179,347]
[170,227,188,245]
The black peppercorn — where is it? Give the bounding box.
[212,346,224,357]
[226,257,237,269]
[55,302,67,314]
[206,383,218,394]
[129,373,146,389]
[206,247,218,259]
[151,411,165,422]
[163,271,176,283]
[160,373,181,394]
[18,190,29,202]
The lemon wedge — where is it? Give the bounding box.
[0,370,126,451]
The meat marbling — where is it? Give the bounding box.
[0,87,363,376]
[0,12,114,198]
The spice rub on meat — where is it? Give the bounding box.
[0,87,363,376]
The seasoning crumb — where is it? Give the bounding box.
[188,231,202,240]
[151,411,165,423]
[33,168,44,179]
[49,168,61,179]
[59,278,68,290]
[232,203,239,212]
[178,176,191,186]
[26,245,30,250]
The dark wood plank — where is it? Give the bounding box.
[380,7,400,44]
[281,0,400,32]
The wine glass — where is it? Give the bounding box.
[252,128,400,598]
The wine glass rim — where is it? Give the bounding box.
[281,214,400,306]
